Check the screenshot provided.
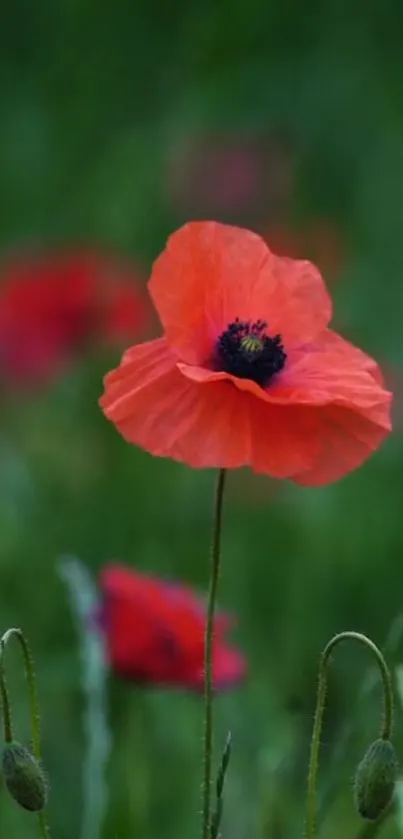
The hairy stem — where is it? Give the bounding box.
[0,628,50,839]
[202,469,227,839]
[305,631,394,839]
[0,654,14,742]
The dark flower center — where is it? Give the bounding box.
[215,318,286,387]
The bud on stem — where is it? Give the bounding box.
[0,628,51,839]
[354,738,398,820]
[2,741,48,812]
[304,632,395,839]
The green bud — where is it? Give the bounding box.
[354,738,398,820]
[2,741,47,812]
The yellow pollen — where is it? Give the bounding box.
[240,334,263,354]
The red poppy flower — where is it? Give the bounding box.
[100,222,392,486]
[99,564,246,691]
[0,250,149,385]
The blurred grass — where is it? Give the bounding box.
[1,1,403,837]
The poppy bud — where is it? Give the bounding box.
[2,741,47,812]
[354,738,398,820]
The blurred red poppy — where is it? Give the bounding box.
[99,564,246,691]
[0,250,149,386]
[100,221,392,486]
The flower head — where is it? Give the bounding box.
[0,250,149,386]
[98,564,245,691]
[100,222,392,485]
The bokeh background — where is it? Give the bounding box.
[1,1,403,837]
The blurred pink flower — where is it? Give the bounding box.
[0,249,150,386]
[166,131,293,218]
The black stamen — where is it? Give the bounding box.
[214,318,286,387]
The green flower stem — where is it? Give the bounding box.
[0,628,50,839]
[305,631,394,839]
[0,657,14,742]
[202,469,227,839]
[0,629,42,758]
[38,812,51,839]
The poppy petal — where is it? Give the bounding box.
[101,342,320,475]
[100,566,189,681]
[176,362,390,481]
[178,330,391,429]
[267,330,392,424]
[101,566,233,636]
[292,404,389,486]
[101,338,246,465]
[189,643,247,691]
[0,250,149,387]
[149,221,332,365]
[305,328,384,384]
[101,588,160,677]
[99,563,245,690]
[212,643,247,689]
[101,331,391,481]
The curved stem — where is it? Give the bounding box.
[202,469,227,839]
[0,629,42,758]
[0,655,14,742]
[305,631,394,839]
[0,628,50,839]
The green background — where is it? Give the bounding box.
[0,1,402,837]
